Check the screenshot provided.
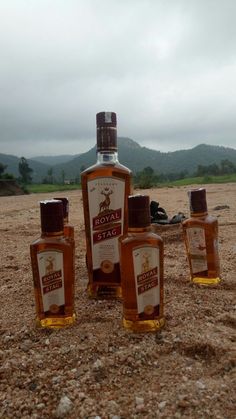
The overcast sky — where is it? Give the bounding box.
[0,0,235,157]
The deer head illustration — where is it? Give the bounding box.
[99,189,113,213]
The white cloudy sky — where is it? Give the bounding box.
[0,0,235,157]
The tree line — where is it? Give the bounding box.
[134,159,236,188]
[195,159,236,176]
[1,157,236,187]
[0,157,33,184]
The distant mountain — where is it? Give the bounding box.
[31,154,80,166]
[1,140,236,182]
[0,153,50,182]
[52,139,236,178]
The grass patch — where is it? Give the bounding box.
[28,174,236,193]
[28,184,81,193]
[158,173,236,187]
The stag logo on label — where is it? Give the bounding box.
[141,253,150,273]
[99,187,113,214]
[45,256,55,274]
[92,187,122,230]
[42,255,63,295]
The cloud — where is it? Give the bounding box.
[0,0,235,157]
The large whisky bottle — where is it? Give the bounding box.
[119,195,165,332]
[30,200,76,327]
[182,188,220,285]
[81,112,132,299]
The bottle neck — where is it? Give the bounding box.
[128,225,151,233]
[64,216,69,225]
[41,230,64,238]
[190,210,208,218]
[97,151,119,164]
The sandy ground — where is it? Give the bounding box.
[0,184,235,419]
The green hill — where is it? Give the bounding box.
[51,140,236,178]
[1,140,236,182]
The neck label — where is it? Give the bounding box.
[105,112,112,123]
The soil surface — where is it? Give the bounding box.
[0,184,235,419]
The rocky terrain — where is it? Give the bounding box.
[0,184,235,418]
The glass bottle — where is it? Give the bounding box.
[30,200,76,328]
[119,195,165,332]
[81,112,132,299]
[182,188,220,285]
[54,197,74,239]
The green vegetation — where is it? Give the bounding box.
[18,157,33,184]
[134,160,236,189]
[28,173,236,194]
[27,183,81,193]
[1,142,236,183]
[166,173,236,186]
[0,162,15,179]
[134,166,159,188]
[3,152,235,194]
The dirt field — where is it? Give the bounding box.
[0,184,235,419]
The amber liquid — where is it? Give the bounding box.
[64,222,74,240]
[30,232,76,328]
[182,213,220,285]
[81,156,131,299]
[119,227,165,332]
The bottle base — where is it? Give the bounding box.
[36,313,76,328]
[191,276,221,286]
[87,283,122,300]
[123,316,165,333]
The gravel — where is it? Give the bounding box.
[0,185,236,418]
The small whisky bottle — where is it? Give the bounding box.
[54,197,74,239]
[119,195,165,332]
[81,112,132,299]
[30,200,76,328]
[182,188,220,285]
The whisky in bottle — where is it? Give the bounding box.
[54,197,74,240]
[30,200,76,328]
[182,188,220,285]
[81,111,132,299]
[119,195,165,332]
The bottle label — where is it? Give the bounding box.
[37,250,65,313]
[88,177,125,271]
[132,245,160,316]
[105,112,112,123]
[186,227,207,273]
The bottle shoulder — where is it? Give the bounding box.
[182,214,217,227]
[30,235,72,249]
[81,161,131,177]
[119,230,163,246]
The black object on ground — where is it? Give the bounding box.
[150,200,168,223]
[150,201,186,225]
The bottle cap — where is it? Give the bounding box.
[40,200,64,233]
[54,197,69,219]
[189,188,208,213]
[96,111,117,152]
[128,195,151,228]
